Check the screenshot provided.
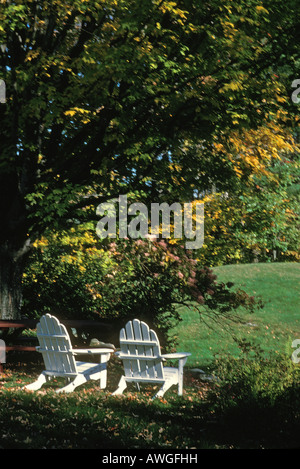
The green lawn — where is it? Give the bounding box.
[174,262,300,368]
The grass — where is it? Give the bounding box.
[0,359,215,450]
[0,262,299,450]
[175,262,300,368]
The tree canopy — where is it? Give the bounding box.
[0,0,299,319]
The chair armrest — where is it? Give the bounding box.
[73,347,114,355]
[161,352,191,367]
[161,352,191,360]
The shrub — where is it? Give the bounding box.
[209,342,300,412]
[22,229,261,348]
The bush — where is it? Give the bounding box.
[22,229,261,348]
[209,342,300,412]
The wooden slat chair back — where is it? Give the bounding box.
[36,313,77,377]
[25,314,113,393]
[113,319,190,399]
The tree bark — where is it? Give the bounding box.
[0,241,31,320]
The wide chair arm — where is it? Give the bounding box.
[73,347,115,356]
[161,352,191,365]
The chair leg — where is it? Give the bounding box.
[24,372,48,391]
[87,355,109,389]
[112,375,127,395]
[153,380,174,399]
[56,374,87,393]
[177,359,185,396]
[81,366,108,390]
[94,368,107,389]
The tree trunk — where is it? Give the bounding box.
[0,157,33,320]
[0,241,30,320]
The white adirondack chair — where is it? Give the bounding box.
[25,314,114,393]
[112,319,190,399]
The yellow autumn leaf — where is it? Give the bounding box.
[256,5,269,14]
[65,109,77,117]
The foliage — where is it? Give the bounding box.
[210,345,300,418]
[22,228,113,320]
[235,155,300,262]
[22,230,260,347]
[155,125,300,266]
[195,150,300,266]
[2,0,289,241]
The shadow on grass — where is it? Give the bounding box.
[1,356,300,449]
